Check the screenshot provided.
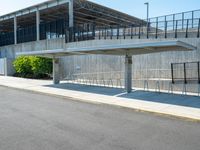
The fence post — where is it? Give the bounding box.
[186,19,189,38]
[147,22,149,39]
[124,26,126,39]
[139,26,141,39]
[171,63,174,84]
[184,63,187,84]
[110,26,113,39]
[175,20,178,38]
[192,11,194,28]
[165,21,167,38]
[198,62,200,84]
[198,19,200,38]
[156,18,158,39]
[173,14,175,31]
[182,12,184,30]
[117,25,119,39]
[131,25,133,39]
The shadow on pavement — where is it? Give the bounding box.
[45,83,200,109]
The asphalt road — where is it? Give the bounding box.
[0,86,200,150]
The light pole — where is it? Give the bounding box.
[144,2,149,29]
[144,2,149,22]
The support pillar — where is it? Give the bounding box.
[125,55,132,93]
[14,16,17,45]
[53,58,60,84]
[69,0,74,27]
[36,9,40,41]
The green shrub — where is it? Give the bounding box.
[13,56,32,77]
[13,56,52,78]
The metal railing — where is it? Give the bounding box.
[171,61,200,84]
[66,17,200,43]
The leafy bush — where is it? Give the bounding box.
[13,56,52,78]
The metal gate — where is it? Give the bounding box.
[0,58,5,75]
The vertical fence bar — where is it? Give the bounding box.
[184,63,187,84]
[165,21,167,38]
[171,63,174,84]
[117,25,119,39]
[139,26,141,39]
[156,17,158,39]
[192,11,194,28]
[104,27,106,39]
[99,28,101,40]
[110,26,113,39]
[124,26,126,39]
[175,20,178,38]
[186,19,189,38]
[131,25,133,39]
[182,12,184,30]
[198,62,200,84]
[173,14,175,31]
[198,19,200,38]
[147,22,149,39]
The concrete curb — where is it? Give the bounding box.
[1,84,200,123]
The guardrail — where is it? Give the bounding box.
[66,17,200,43]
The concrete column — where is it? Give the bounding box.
[53,58,60,84]
[69,0,74,27]
[36,9,40,41]
[125,55,132,93]
[14,16,17,45]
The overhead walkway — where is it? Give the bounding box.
[17,40,196,93]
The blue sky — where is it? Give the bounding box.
[0,0,200,19]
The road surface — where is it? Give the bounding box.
[0,86,200,150]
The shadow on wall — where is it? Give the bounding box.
[45,83,200,109]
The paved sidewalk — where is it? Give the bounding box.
[0,76,200,121]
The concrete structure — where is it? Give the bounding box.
[0,0,199,93]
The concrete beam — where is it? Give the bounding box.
[69,0,74,27]
[36,9,40,41]
[14,16,17,45]
[125,55,132,93]
[53,58,60,84]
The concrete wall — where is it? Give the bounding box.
[0,37,200,93]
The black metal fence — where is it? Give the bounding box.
[171,62,200,84]
[1,9,200,46]
[65,17,200,43]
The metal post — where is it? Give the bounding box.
[197,18,200,38]
[198,62,200,84]
[186,19,189,38]
[182,12,184,30]
[156,17,158,38]
[117,25,119,39]
[125,55,132,93]
[173,14,175,31]
[14,15,17,45]
[192,11,194,28]
[53,57,60,84]
[175,20,178,38]
[36,8,40,41]
[165,21,167,38]
[69,0,74,28]
[131,25,133,39]
[184,63,187,84]
[144,2,149,30]
[171,63,174,84]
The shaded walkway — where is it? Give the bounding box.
[46,82,200,109]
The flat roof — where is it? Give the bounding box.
[17,40,196,58]
[0,0,144,28]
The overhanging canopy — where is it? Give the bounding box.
[17,40,196,58]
